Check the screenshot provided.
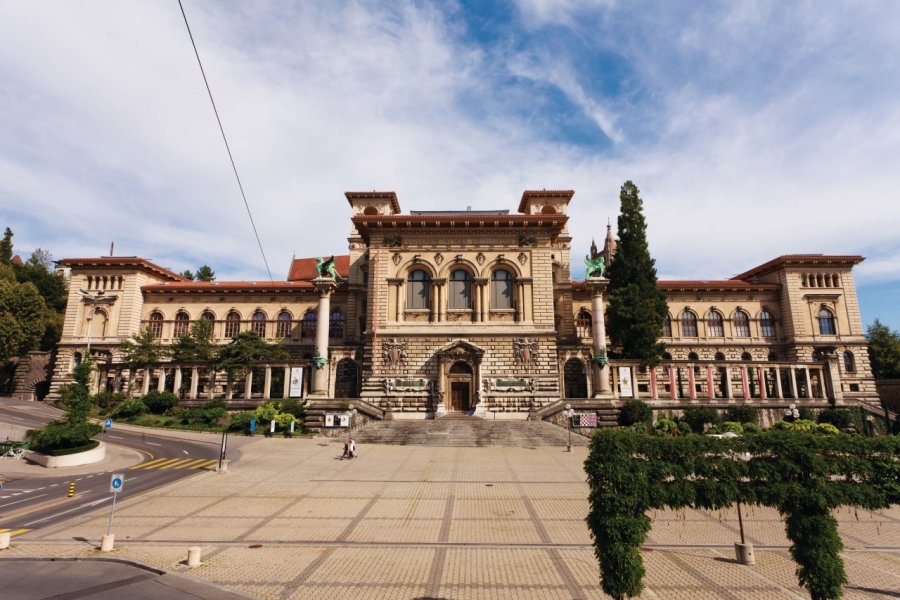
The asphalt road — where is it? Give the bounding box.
[0,399,231,535]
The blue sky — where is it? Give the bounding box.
[0,1,898,329]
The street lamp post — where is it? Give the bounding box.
[565,403,573,452]
[350,408,358,432]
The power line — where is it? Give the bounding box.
[177,0,274,282]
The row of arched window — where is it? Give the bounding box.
[662,309,777,339]
[407,268,515,310]
[146,309,345,340]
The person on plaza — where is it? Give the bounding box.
[341,437,357,459]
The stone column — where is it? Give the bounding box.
[264,367,272,399]
[585,277,611,396]
[283,366,291,398]
[724,367,733,399]
[775,367,784,398]
[190,367,199,400]
[475,279,488,322]
[789,368,798,399]
[173,368,182,398]
[142,370,151,395]
[311,278,337,397]
[157,368,166,393]
[244,371,253,399]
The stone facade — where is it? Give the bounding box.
[48,190,878,420]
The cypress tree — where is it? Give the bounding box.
[605,181,668,365]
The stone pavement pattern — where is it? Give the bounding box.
[3,437,899,599]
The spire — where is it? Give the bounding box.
[589,238,599,260]
[601,219,617,265]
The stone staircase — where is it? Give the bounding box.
[351,413,591,447]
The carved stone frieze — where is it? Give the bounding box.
[513,337,539,365]
[382,337,408,366]
[392,252,402,265]
[518,252,528,265]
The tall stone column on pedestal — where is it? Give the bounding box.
[585,277,611,396]
[310,278,337,397]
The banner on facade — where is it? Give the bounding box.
[289,367,304,398]
[339,414,350,427]
[325,414,334,427]
[618,367,633,398]
[574,413,597,427]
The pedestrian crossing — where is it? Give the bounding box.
[0,527,30,538]
[130,457,218,471]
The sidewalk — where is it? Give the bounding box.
[4,437,898,599]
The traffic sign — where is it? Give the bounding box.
[109,473,125,493]
[104,419,113,430]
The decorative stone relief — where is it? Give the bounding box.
[517,233,537,247]
[476,252,485,266]
[383,378,431,392]
[382,337,408,366]
[488,377,535,392]
[517,252,528,265]
[513,337,539,365]
[392,252,402,265]
[434,252,444,265]
[384,234,402,248]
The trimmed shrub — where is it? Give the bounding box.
[93,391,125,412]
[114,398,148,418]
[653,418,679,436]
[227,411,256,434]
[724,406,759,425]
[817,408,853,430]
[742,422,761,434]
[677,421,692,436]
[618,399,652,426]
[29,420,102,453]
[721,421,744,435]
[279,398,305,419]
[798,406,816,421]
[681,406,721,433]
[142,391,179,414]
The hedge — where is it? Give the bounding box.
[585,429,900,600]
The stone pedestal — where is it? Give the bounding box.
[585,277,611,397]
[310,278,338,397]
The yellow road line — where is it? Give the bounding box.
[130,457,172,470]
[195,459,218,470]
[172,458,210,470]
[142,458,186,470]
[160,458,198,469]
[0,528,30,537]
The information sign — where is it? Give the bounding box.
[104,419,113,430]
[109,473,125,494]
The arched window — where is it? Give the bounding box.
[759,310,776,337]
[251,310,267,337]
[714,352,726,361]
[301,310,317,338]
[541,205,557,214]
[225,311,241,338]
[843,351,856,373]
[576,309,592,337]
[449,269,472,310]
[491,269,514,309]
[148,311,163,339]
[662,352,672,360]
[564,358,587,398]
[680,310,698,337]
[92,309,109,339]
[407,269,431,310]
[662,314,672,337]
[768,351,779,361]
[334,358,358,398]
[201,310,215,322]
[363,206,378,215]
[812,349,823,362]
[449,361,472,374]
[329,310,345,338]
[706,311,724,337]
[688,352,699,361]
[276,310,293,338]
[174,311,190,337]
[733,310,750,337]
[741,351,752,361]
[818,308,836,335]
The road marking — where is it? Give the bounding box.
[9,416,24,420]
[0,493,47,509]
[109,435,123,439]
[36,487,45,490]
[0,528,31,537]
[24,496,111,526]
[129,457,170,469]
[49,484,58,487]
[146,442,161,446]
[182,450,189,455]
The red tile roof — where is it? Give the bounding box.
[288,255,350,281]
[11,255,23,266]
[732,254,864,281]
[57,257,187,281]
[142,280,316,294]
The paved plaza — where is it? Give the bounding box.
[3,435,899,599]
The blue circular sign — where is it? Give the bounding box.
[112,478,122,489]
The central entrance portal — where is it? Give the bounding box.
[448,361,473,413]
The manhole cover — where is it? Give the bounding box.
[249,544,263,549]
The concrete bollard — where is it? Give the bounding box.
[0,531,11,550]
[734,542,755,565]
[216,460,229,474]
[187,546,202,567]
[100,534,115,552]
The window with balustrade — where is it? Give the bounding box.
[225,311,241,338]
[680,310,698,337]
[449,269,472,310]
[301,310,317,338]
[491,269,514,309]
[706,310,724,337]
[407,269,431,310]
[148,311,163,338]
[733,310,750,337]
[251,310,267,337]
[759,310,776,337]
[174,311,190,337]
[818,307,836,335]
[329,310,345,338]
[276,310,293,338]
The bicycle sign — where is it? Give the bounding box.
[109,473,125,494]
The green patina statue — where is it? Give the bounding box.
[316,256,344,281]
[591,349,609,367]
[311,352,327,370]
[584,254,606,278]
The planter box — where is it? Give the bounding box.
[25,441,106,468]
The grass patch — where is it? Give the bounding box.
[115,413,223,432]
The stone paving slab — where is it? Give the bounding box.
[3,436,899,599]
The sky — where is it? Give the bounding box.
[0,1,898,330]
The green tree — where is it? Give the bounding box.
[170,318,216,363]
[29,360,101,452]
[216,331,287,382]
[605,181,669,365]
[179,269,194,280]
[0,279,49,362]
[0,227,13,263]
[195,264,216,282]
[120,328,165,396]
[866,319,900,379]
[26,248,53,269]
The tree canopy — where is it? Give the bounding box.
[605,181,669,365]
[216,331,287,379]
[866,319,900,379]
[170,318,216,363]
[180,265,216,282]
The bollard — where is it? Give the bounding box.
[187,546,202,567]
[100,533,115,552]
[216,459,229,474]
[0,532,11,550]
[68,482,76,498]
[734,542,755,566]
